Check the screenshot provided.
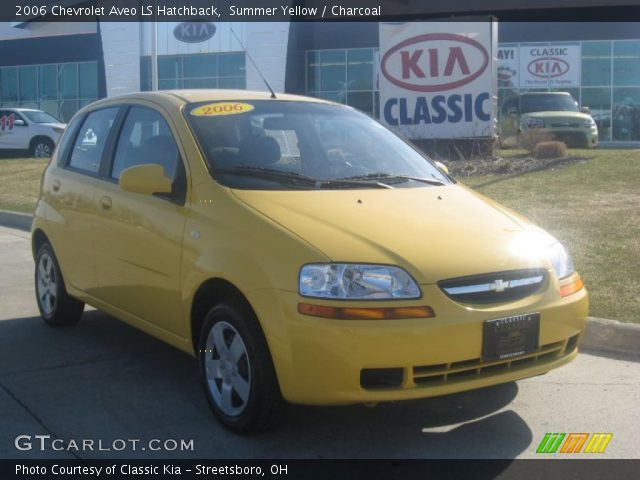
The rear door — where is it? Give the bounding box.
[47,107,121,293]
[92,104,189,337]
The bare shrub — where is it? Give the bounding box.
[518,130,556,151]
[533,141,567,159]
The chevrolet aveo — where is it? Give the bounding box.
[32,90,588,433]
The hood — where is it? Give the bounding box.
[523,111,592,121]
[40,122,67,130]
[232,184,553,284]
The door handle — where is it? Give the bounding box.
[52,179,60,192]
[99,196,112,209]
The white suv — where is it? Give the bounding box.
[0,108,66,157]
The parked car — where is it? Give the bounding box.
[32,91,588,433]
[0,108,66,157]
[499,92,598,148]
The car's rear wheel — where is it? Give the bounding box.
[35,243,84,326]
[31,138,54,158]
[198,303,285,433]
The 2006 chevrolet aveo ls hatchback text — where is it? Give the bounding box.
[32,90,588,433]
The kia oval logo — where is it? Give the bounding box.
[381,33,489,92]
[173,22,216,43]
[527,57,570,78]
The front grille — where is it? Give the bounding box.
[359,335,579,391]
[413,335,578,386]
[438,269,546,305]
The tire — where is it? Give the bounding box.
[35,243,84,327]
[31,138,54,158]
[198,302,285,434]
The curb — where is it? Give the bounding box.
[581,317,640,359]
[0,209,32,231]
[0,212,637,358]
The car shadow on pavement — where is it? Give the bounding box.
[0,310,531,460]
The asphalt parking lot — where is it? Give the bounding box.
[0,224,638,460]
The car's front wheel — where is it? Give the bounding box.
[198,303,285,433]
[35,243,84,326]
[31,138,54,158]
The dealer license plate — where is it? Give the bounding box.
[482,313,540,361]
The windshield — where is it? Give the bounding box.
[185,100,451,190]
[520,94,579,114]
[21,110,61,124]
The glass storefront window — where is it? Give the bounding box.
[0,67,19,102]
[0,62,96,121]
[58,64,78,100]
[319,50,346,92]
[306,48,378,116]
[184,55,217,79]
[141,53,246,91]
[613,42,640,87]
[19,66,37,101]
[582,87,612,141]
[38,65,57,100]
[582,41,611,57]
[582,58,611,86]
[347,49,373,91]
[612,87,640,141]
[79,62,98,99]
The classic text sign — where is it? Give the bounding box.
[379,22,496,140]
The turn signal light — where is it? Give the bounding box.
[560,275,584,297]
[297,303,435,320]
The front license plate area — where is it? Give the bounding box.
[482,313,540,361]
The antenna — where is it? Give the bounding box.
[230,27,277,99]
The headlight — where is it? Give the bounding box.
[547,242,574,279]
[525,117,545,128]
[584,119,596,128]
[299,263,421,300]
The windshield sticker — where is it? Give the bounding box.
[191,102,254,117]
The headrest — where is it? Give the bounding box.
[238,135,281,167]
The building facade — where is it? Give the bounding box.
[0,21,638,143]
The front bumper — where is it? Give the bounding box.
[539,127,598,147]
[247,277,588,405]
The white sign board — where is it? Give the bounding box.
[497,45,518,89]
[379,22,496,140]
[518,44,581,88]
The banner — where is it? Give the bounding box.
[515,43,581,88]
[378,22,496,140]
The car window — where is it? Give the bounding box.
[111,107,179,181]
[187,101,450,190]
[68,108,119,174]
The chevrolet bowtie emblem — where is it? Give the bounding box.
[491,279,509,292]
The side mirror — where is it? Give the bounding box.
[435,161,449,175]
[119,164,172,195]
[581,106,590,114]
[14,119,26,126]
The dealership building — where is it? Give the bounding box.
[0,20,638,143]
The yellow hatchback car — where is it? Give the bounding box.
[32,90,588,433]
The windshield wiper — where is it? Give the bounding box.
[215,166,392,189]
[214,166,317,188]
[340,173,447,186]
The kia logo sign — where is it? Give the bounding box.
[527,57,570,78]
[173,22,216,43]
[381,33,489,92]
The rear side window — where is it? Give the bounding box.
[68,107,119,174]
[111,107,179,181]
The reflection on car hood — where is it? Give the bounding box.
[38,122,66,130]
[523,112,592,121]
[232,184,551,284]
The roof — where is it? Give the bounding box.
[520,92,572,96]
[77,89,336,116]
